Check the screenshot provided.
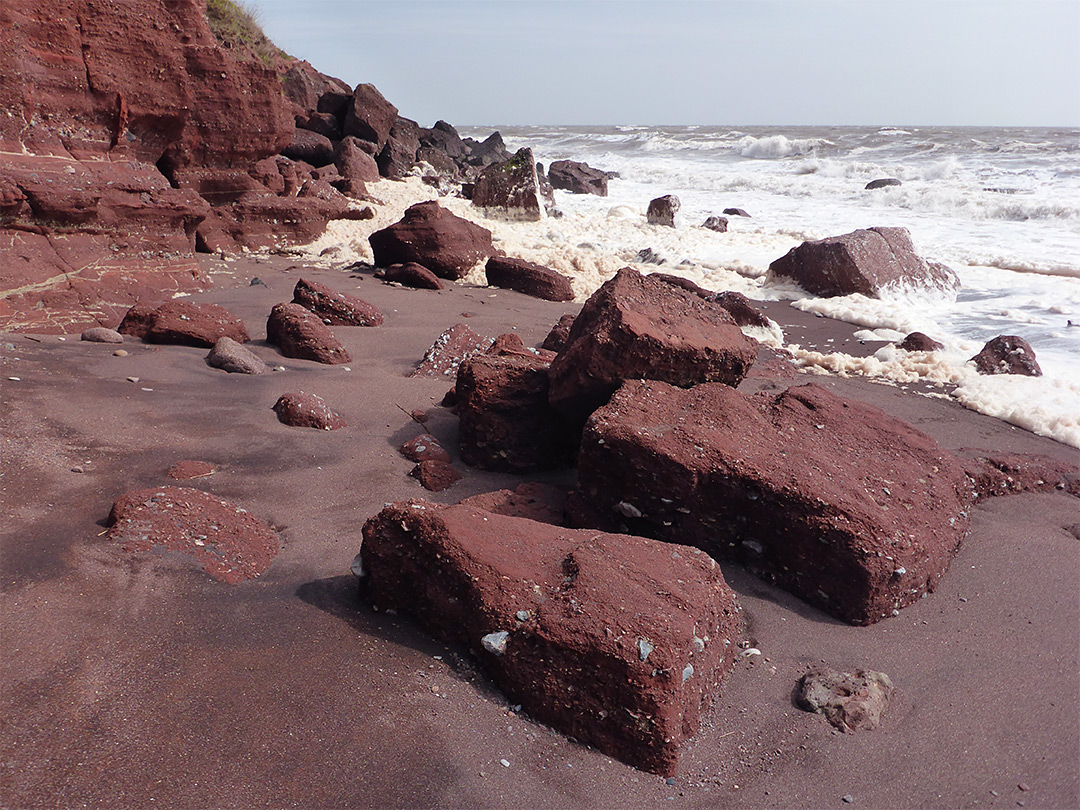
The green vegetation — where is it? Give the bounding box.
[204,0,282,66]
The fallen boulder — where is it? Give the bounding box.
[456,353,578,473]
[970,335,1042,377]
[548,159,609,196]
[118,300,249,348]
[334,137,381,196]
[377,116,421,180]
[795,667,894,732]
[266,302,352,365]
[376,262,444,290]
[273,391,346,430]
[484,256,574,302]
[292,277,384,327]
[281,128,335,168]
[898,331,944,352]
[106,486,278,584]
[369,201,493,280]
[647,195,680,227]
[709,291,772,330]
[342,83,398,151]
[472,147,549,221]
[206,336,269,375]
[413,322,492,378]
[547,268,758,426]
[358,501,743,775]
[765,226,959,299]
[568,380,972,625]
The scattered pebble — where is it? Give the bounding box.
[126,376,139,383]
[500,759,510,768]
[7,376,20,382]
[113,349,128,357]
[665,777,676,786]
[70,466,84,474]
[1018,783,1029,792]
[842,795,854,804]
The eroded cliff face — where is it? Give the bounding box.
[0,0,354,332]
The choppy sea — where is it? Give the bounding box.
[457,124,1080,446]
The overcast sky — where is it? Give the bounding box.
[246,0,1080,128]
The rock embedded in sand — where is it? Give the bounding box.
[547,268,758,426]
[272,391,346,430]
[471,147,551,221]
[548,159,610,196]
[568,380,973,626]
[369,201,494,280]
[266,302,352,365]
[413,323,492,378]
[409,460,461,492]
[118,300,249,348]
[898,331,944,352]
[646,195,680,227]
[291,277,384,327]
[765,226,959,299]
[795,667,894,732]
[958,450,1080,499]
[484,256,574,302]
[969,335,1042,377]
[81,327,124,344]
[206,336,269,375]
[376,262,444,290]
[106,486,278,584]
[358,501,744,776]
[400,434,452,464]
[456,353,578,473]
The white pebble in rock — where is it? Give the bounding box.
[637,637,654,661]
[481,631,509,656]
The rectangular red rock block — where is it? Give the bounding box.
[359,501,744,776]
[568,381,974,626]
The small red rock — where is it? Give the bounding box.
[266,302,352,365]
[291,277,384,326]
[400,434,452,464]
[273,391,347,430]
[409,460,461,491]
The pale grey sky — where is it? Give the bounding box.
[247,0,1080,127]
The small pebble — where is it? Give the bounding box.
[1018,783,1029,792]
[7,376,20,382]
[842,795,854,804]
[126,376,139,383]
[70,466,84,474]
[665,777,676,786]
[500,759,510,768]
[113,349,128,357]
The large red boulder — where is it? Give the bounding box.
[472,148,550,221]
[117,300,249,347]
[334,137,380,196]
[484,256,574,302]
[969,335,1042,376]
[413,323,493,378]
[547,268,758,425]
[369,201,494,280]
[548,159,610,196]
[456,353,578,472]
[766,226,959,298]
[291,277,383,327]
[358,501,744,776]
[106,487,279,585]
[342,83,399,151]
[266,302,351,365]
[569,381,973,626]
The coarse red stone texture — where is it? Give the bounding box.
[958,451,1080,499]
[291,277,384,327]
[456,353,578,473]
[648,273,713,299]
[400,434,452,464]
[166,460,216,480]
[541,313,577,353]
[106,486,278,584]
[568,380,973,626]
[709,290,772,329]
[117,300,249,347]
[408,460,461,492]
[369,201,494,281]
[413,322,492,378]
[765,226,959,299]
[484,256,574,302]
[472,148,549,221]
[342,84,399,151]
[376,263,444,290]
[272,391,346,430]
[547,268,758,426]
[458,482,569,526]
[358,501,743,776]
[548,160,609,196]
[969,335,1042,377]
[266,302,351,365]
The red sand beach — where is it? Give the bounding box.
[2,256,1077,810]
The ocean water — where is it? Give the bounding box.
[459,124,1080,446]
[300,126,1080,446]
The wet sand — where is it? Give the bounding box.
[1,255,1077,809]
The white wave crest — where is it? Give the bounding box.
[738,135,830,159]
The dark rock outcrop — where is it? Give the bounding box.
[485,257,574,302]
[266,302,351,365]
[569,381,973,625]
[358,501,744,776]
[409,460,461,492]
[206,336,269,375]
[865,178,902,190]
[281,129,335,168]
[273,391,346,430]
[702,216,728,232]
[369,201,494,280]
[709,291,772,330]
[292,277,384,327]
[117,300,249,348]
[647,195,680,227]
[795,667,894,732]
[334,137,380,196]
[548,160,609,196]
[377,117,422,180]
[376,262,444,290]
[472,148,549,221]
[723,208,751,217]
[541,313,577,353]
[898,332,944,352]
[342,83,399,151]
[765,226,959,299]
[456,353,578,473]
[106,486,278,584]
[970,335,1042,377]
[547,268,758,426]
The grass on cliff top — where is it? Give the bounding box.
[205,0,283,67]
